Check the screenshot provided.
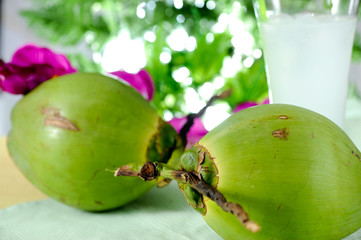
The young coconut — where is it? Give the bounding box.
[7,72,183,211]
[116,104,361,239]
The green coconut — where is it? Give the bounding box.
[187,104,361,239]
[118,104,361,239]
[7,72,183,211]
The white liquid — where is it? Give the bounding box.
[260,14,357,127]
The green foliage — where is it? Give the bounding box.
[189,33,232,85]
[66,53,103,73]
[352,34,361,62]
[225,58,268,108]
[20,0,361,119]
[21,0,112,48]
[20,0,268,118]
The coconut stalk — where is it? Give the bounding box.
[115,161,261,232]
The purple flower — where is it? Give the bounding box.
[0,44,76,94]
[234,99,269,113]
[169,117,208,148]
[11,45,76,76]
[0,60,54,94]
[233,102,258,112]
[110,70,155,101]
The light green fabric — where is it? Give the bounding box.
[3,97,361,240]
[1,182,361,240]
[0,182,222,240]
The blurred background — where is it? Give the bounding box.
[1,0,361,136]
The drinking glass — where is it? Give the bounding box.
[252,0,359,127]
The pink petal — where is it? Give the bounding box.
[168,117,186,133]
[110,69,155,101]
[233,99,270,113]
[51,54,76,75]
[0,60,56,94]
[10,44,76,76]
[11,44,54,66]
[0,72,27,94]
[1,44,76,94]
[169,117,208,147]
[263,99,270,104]
[233,102,258,113]
[24,64,55,91]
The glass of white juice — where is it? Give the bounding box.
[252,0,359,127]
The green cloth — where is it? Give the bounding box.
[3,98,361,240]
[0,182,221,240]
[1,181,361,240]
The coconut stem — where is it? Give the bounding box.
[179,89,231,148]
[115,162,260,233]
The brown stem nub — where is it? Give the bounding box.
[139,162,157,181]
[119,162,261,233]
[114,165,140,177]
[114,162,158,181]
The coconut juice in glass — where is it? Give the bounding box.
[253,0,359,128]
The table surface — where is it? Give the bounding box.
[0,137,46,209]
